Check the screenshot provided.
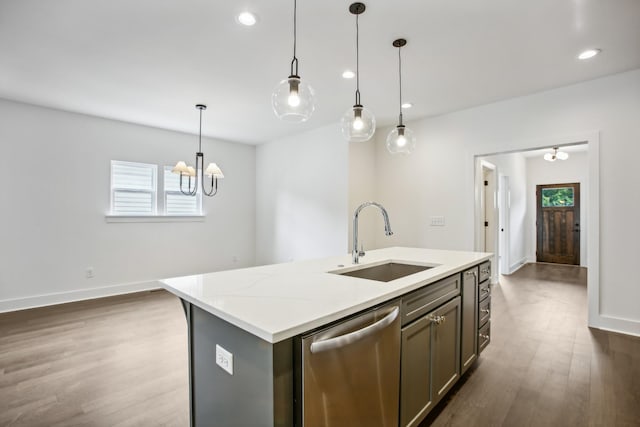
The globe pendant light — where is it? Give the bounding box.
[272,0,315,122]
[386,38,416,155]
[341,2,375,142]
[171,104,224,197]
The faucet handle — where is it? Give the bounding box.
[358,243,365,258]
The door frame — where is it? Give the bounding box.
[473,131,603,332]
[475,160,499,283]
[498,174,510,275]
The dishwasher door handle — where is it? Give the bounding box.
[310,306,399,354]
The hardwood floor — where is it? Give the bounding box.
[424,263,640,427]
[0,291,189,426]
[1,263,638,426]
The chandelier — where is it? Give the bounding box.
[171,104,224,197]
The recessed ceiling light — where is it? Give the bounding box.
[401,102,413,109]
[342,70,355,79]
[237,11,257,26]
[578,48,601,60]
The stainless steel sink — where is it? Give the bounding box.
[332,262,436,282]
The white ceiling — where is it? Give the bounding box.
[1,0,639,145]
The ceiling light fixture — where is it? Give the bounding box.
[386,38,416,155]
[237,11,257,26]
[578,48,601,60]
[172,104,224,197]
[272,0,315,122]
[401,102,413,109]
[341,2,375,142]
[544,146,569,162]
[342,70,355,79]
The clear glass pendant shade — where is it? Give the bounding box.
[272,76,315,122]
[386,125,416,154]
[341,105,376,142]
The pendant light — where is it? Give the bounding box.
[544,147,569,162]
[387,39,416,154]
[341,2,376,142]
[172,104,224,197]
[272,0,315,122]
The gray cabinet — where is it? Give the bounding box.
[400,296,461,427]
[460,267,478,374]
[478,261,491,354]
[432,297,461,402]
[400,310,433,427]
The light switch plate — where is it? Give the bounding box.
[216,344,233,375]
[430,216,445,226]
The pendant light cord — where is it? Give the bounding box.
[290,0,299,76]
[355,13,361,105]
[398,44,404,126]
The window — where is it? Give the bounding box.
[164,166,202,215]
[110,161,157,215]
[109,160,204,219]
[541,187,574,207]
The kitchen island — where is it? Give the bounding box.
[161,247,492,427]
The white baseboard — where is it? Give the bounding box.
[0,281,162,313]
[590,314,640,338]
[508,258,527,274]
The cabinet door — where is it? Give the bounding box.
[432,296,461,404]
[400,314,433,427]
[461,269,478,374]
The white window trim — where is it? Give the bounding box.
[162,165,203,216]
[105,215,205,223]
[110,160,158,216]
[107,160,207,222]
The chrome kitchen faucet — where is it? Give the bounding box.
[352,202,393,264]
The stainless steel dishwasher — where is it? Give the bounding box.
[301,300,401,426]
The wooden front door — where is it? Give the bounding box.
[536,183,580,265]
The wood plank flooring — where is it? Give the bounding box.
[424,263,640,427]
[1,263,638,426]
[0,291,189,426]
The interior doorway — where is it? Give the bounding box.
[536,183,581,265]
[473,132,601,331]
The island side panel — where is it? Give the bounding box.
[185,302,293,427]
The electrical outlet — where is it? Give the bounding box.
[86,267,94,278]
[430,216,446,226]
[216,344,233,375]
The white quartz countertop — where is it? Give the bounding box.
[160,247,492,343]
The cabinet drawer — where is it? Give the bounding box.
[478,280,491,302]
[401,274,460,326]
[478,296,491,328]
[478,321,491,353]
[479,261,491,283]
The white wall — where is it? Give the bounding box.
[348,138,380,254]
[368,69,640,336]
[0,99,256,311]
[526,152,588,266]
[483,153,528,272]
[255,123,348,265]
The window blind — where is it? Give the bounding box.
[110,161,157,215]
[164,166,202,215]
